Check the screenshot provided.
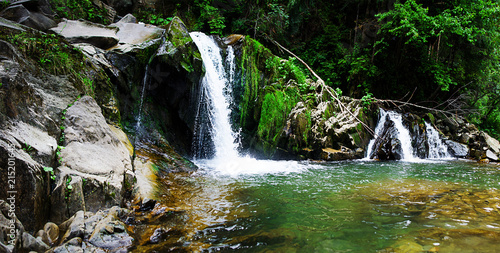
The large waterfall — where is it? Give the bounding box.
[190,32,307,176]
[191,32,240,160]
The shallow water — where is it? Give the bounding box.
[129,160,500,252]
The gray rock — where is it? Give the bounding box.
[0,242,14,253]
[109,21,163,53]
[483,132,500,154]
[21,231,49,252]
[52,237,84,253]
[0,17,26,31]
[60,211,86,243]
[0,4,55,31]
[50,175,86,223]
[50,20,119,49]
[117,13,137,24]
[486,150,499,161]
[88,209,133,251]
[55,96,132,215]
[444,140,469,158]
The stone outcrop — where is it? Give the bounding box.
[0,0,56,31]
[50,20,120,49]
[52,96,133,222]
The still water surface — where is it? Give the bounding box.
[132,160,500,252]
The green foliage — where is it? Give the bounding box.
[360,92,374,109]
[7,32,82,75]
[257,87,300,146]
[43,167,56,181]
[196,0,226,35]
[51,0,109,24]
[65,175,73,200]
[0,0,9,11]
[136,10,173,27]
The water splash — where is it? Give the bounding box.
[425,121,451,159]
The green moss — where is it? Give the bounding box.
[427,112,435,124]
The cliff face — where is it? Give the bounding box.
[0,2,201,250]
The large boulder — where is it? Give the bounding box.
[52,96,133,222]
[50,20,119,49]
[109,14,164,54]
[0,2,56,31]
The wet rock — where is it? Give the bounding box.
[444,140,468,158]
[224,34,245,45]
[139,198,157,212]
[320,148,360,161]
[149,228,168,244]
[50,20,119,49]
[372,119,403,160]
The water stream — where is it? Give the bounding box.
[129,33,500,253]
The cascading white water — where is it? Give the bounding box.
[425,122,451,159]
[190,32,309,176]
[389,111,416,161]
[365,109,388,159]
[365,109,417,161]
[191,32,240,159]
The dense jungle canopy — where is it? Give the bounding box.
[165,0,500,139]
[3,0,500,138]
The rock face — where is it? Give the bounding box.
[52,96,133,222]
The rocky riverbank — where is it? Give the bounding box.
[0,0,499,252]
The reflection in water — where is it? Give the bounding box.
[126,160,500,252]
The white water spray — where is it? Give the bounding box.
[425,122,451,159]
[191,32,240,159]
[365,109,417,161]
[190,32,310,176]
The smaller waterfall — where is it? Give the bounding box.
[365,109,388,159]
[425,122,451,159]
[365,109,417,161]
[136,65,150,130]
[390,111,416,160]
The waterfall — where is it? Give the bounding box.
[389,111,416,160]
[365,109,417,161]
[365,109,388,159]
[425,122,451,159]
[136,64,150,131]
[191,32,240,159]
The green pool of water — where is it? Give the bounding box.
[133,160,500,252]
